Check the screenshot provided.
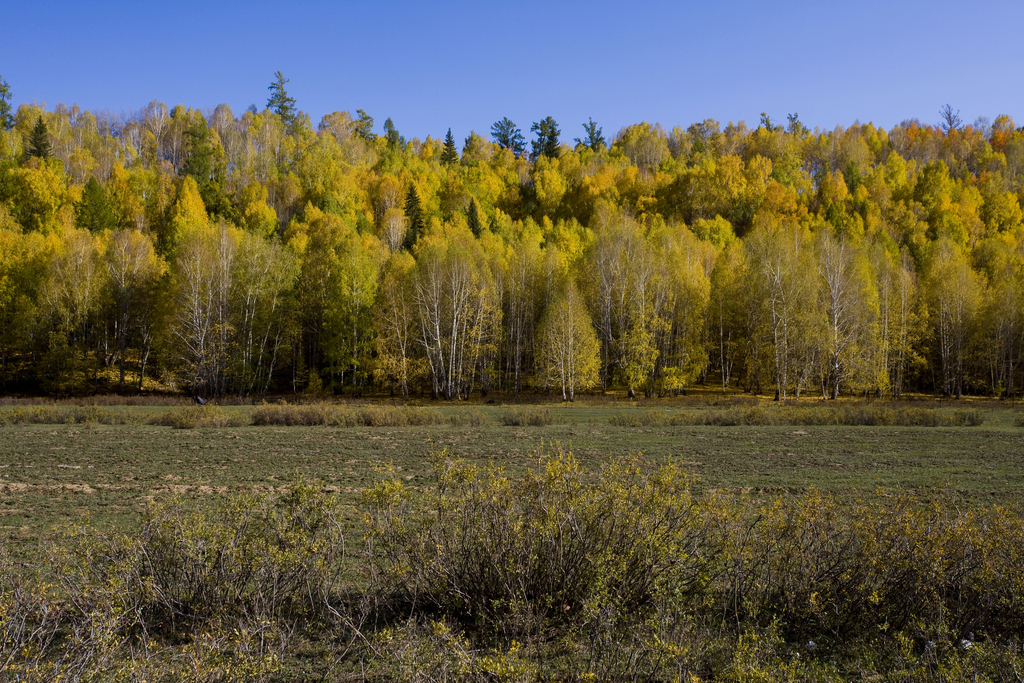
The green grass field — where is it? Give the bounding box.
[3,400,1023,557]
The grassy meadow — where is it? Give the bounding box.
[2,396,1023,556]
[4,395,1024,681]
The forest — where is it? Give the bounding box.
[2,72,1023,401]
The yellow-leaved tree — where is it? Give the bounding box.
[925,238,983,398]
[41,228,103,393]
[165,175,208,254]
[374,250,419,398]
[105,228,164,388]
[537,282,600,402]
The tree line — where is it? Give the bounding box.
[1,73,1023,400]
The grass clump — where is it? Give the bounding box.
[448,409,487,426]
[251,402,447,427]
[0,405,143,426]
[610,402,985,427]
[150,405,249,429]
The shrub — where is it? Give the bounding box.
[47,483,344,625]
[6,448,1024,680]
[609,403,985,427]
[363,450,1024,679]
[7,483,344,680]
[371,619,538,683]
[251,402,447,427]
[364,449,708,639]
[0,405,143,426]
[0,549,61,676]
[498,406,556,426]
[150,405,249,428]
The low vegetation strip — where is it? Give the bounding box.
[0,399,994,429]
[0,402,477,429]
[251,402,450,427]
[610,403,986,427]
[0,405,146,426]
[3,450,1023,681]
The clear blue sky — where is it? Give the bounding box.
[3,0,1022,144]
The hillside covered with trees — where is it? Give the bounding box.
[1,72,1023,400]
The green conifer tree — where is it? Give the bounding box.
[403,186,423,250]
[531,116,561,160]
[75,177,116,233]
[26,116,51,160]
[182,112,227,215]
[384,118,405,148]
[266,70,297,125]
[441,128,459,165]
[491,117,525,157]
[467,197,484,237]
[574,118,606,151]
[352,109,375,141]
[0,75,13,131]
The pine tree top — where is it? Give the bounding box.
[0,75,13,131]
[267,71,297,125]
[27,115,51,160]
[441,128,459,165]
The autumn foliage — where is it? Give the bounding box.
[2,99,1024,401]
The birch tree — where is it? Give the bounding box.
[925,238,983,398]
[745,220,815,400]
[231,232,297,395]
[816,230,877,399]
[374,251,419,397]
[42,228,102,392]
[412,229,494,400]
[173,222,236,397]
[537,282,600,401]
[105,229,163,388]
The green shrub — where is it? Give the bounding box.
[6,447,1024,680]
[135,484,345,623]
[48,483,344,624]
[0,548,61,676]
[371,619,538,683]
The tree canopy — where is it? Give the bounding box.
[441,128,459,165]
[531,116,560,160]
[26,115,51,160]
[490,117,525,157]
[1,93,1024,401]
[0,75,13,130]
[266,70,297,125]
[575,117,605,151]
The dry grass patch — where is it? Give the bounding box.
[610,403,985,427]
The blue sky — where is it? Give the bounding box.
[3,0,1022,144]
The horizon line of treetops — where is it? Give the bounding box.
[1,71,1024,401]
